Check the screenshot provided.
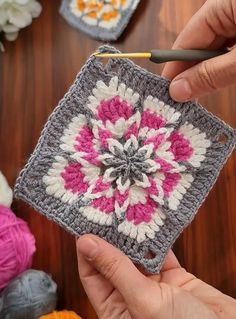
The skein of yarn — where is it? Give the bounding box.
[0,205,36,290]
[0,269,57,319]
[39,310,82,319]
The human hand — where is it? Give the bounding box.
[162,0,236,102]
[77,235,236,319]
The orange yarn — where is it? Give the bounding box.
[102,10,119,21]
[39,310,81,319]
[75,0,124,22]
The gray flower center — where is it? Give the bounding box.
[102,142,154,185]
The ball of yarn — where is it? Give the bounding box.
[0,205,36,290]
[39,310,82,319]
[0,269,57,319]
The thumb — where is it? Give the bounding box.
[77,234,152,305]
[169,49,236,102]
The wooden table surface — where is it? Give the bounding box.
[0,0,236,317]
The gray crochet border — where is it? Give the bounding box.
[59,0,140,41]
[14,45,236,273]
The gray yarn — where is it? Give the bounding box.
[14,45,236,273]
[103,141,153,185]
[0,269,57,319]
[59,0,140,41]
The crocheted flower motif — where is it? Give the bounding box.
[70,0,136,28]
[0,0,42,41]
[43,77,211,243]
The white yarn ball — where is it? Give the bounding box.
[0,0,42,41]
[0,171,13,207]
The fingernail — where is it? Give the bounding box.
[170,78,192,102]
[77,238,99,260]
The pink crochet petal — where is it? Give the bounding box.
[155,158,173,172]
[124,122,139,140]
[162,172,181,197]
[61,162,89,194]
[145,177,159,196]
[60,118,101,166]
[141,110,166,130]
[126,197,158,225]
[91,176,112,194]
[82,152,100,166]
[97,127,113,148]
[143,96,181,126]
[75,126,98,154]
[71,125,102,165]
[168,131,193,162]
[144,133,165,151]
[81,191,115,226]
[81,174,115,225]
[92,196,115,214]
[115,189,129,207]
[98,96,133,124]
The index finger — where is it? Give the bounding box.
[162,1,227,80]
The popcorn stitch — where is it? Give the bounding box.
[59,0,140,41]
[14,45,236,273]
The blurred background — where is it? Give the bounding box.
[0,0,235,317]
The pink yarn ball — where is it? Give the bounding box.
[0,204,36,290]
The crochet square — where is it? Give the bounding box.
[15,46,236,273]
[59,0,140,41]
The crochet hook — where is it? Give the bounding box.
[94,49,228,63]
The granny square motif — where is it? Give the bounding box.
[15,46,236,273]
[59,0,140,41]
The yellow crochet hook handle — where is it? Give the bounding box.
[94,49,228,63]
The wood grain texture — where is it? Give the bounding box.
[0,0,236,317]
